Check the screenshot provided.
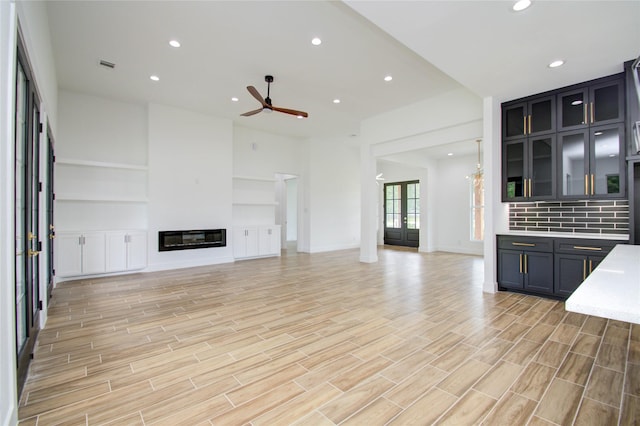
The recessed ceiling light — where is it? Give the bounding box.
[150,75,160,81]
[384,75,393,82]
[311,37,322,46]
[231,97,239,102]
[447,153,454,156]
[333,99,341,104]
[513,0,531,11]
[548,60,565,68]
[169,40,181,48]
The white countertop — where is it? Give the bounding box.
[501,231,629,241]
[565,244,640,324]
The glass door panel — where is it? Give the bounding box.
[591,82,621,124]
[15,62,28,354]
[530,136,554,198]
[559,89,587,129]
[559,131,588,197]
[592,126,622,196]
[504,140,525,199]
[503,103,526,139]
[529,97,554,134]
[406,182,420,230]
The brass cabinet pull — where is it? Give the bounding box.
[589,259,594,274]
[528,115,532,135]
[584,174,589,195]
[519,254,523,273]
[583,259,587,281]
[512,242,536,247]
[591,174,595,195]
[524,254,528,274]
[583,104,588,124]
[590,102,594,123]
[573,245,602,251]
[523,116,527,135]
[523,179,527,198]
[528,178,532,197]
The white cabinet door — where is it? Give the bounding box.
[56,233,83,277]
[259,225,281,256]
[127,231,147,270]
[82,232,106,275]
[233,227,259,259]
[105,232,127,273]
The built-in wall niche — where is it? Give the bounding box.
[232,175,278,226]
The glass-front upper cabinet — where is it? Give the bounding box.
[502,95,555,140]
[557,76,624,132]
[558,123,625,199]
[502,135,555,201]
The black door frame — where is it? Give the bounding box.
[15,35,42,396]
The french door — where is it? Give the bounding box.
[15,41,42,394]
[383,180,420,247]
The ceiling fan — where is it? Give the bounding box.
[241,75,308,118]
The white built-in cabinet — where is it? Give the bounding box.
[106,231,148,272]
[232,175,281,260]
[54,158,148,279]
[233,225,281,260]
[56,230,147,277]
[56,231,106,277]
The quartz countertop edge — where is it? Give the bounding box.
[499,231,629,241]
[565,244,640,324]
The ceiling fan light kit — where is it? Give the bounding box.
[241,75,309,118]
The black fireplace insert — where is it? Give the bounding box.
[158,229,226,251]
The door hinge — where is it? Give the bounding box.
[38,300,43,310]
[52,155,56,163]
[52,193,55,201]
[38,123,43,133]
[38,181,43,192]
[53,268,55,276]
[37,241,42,251]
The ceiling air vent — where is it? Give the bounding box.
[98,59,115,69]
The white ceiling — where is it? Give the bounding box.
[45,1,639,160]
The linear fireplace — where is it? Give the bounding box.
[158,229,226,252]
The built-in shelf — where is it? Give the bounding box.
[232,201,279,206]
[56,194,149,203]
[232,175,276,182]
[56,158,148,171]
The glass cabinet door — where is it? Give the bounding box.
[559,131,588,197]
[591,125,623,197]
[503,103,526,139]
[559,88,588,130]
[529,136,555,198]
[504,140,525,199]
[591,81,623,125]
[529,97,554,135]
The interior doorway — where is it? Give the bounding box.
[275,173,298,253]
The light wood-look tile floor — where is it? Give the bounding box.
[18,247,640,425]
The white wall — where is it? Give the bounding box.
[434,154,483,255]
[57,91,147,164]
[308,137,361,253]
[147,103,234,270]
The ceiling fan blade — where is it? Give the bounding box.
[272,106,308,118]
[246,86,266,106]
[240,108,263,117]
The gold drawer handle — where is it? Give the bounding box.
[573,246,602,251]
[512,242,536,247]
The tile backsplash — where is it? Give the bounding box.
[509,200,629,235]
